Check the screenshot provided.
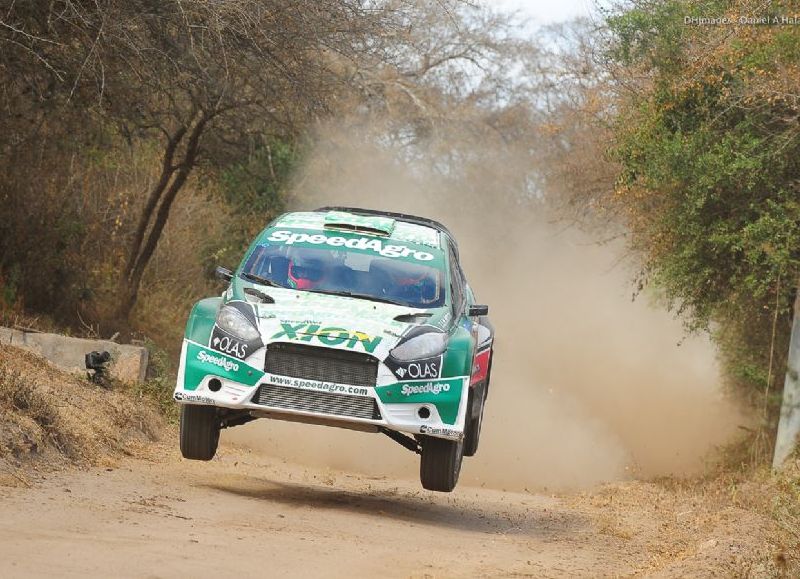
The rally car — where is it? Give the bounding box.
[174,207,494,492]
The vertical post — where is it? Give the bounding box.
[773,284,800,469]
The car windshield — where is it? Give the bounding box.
[240,231,446,309]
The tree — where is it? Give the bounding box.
[1,0,404,321]
[0,0,551,332]
[100,1,402,320]
[583,0,800,445]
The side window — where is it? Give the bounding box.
[448,244,464,318]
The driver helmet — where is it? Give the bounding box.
[388,267,437,303]
[287,257,326,289]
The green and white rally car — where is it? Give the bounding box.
[174,207,494,492]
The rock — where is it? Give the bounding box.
[0,327,148,383]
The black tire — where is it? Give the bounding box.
[419,435,464,492]
[463,384,486,457]
[180,405,220,461]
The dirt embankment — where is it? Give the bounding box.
[0,345,164,485]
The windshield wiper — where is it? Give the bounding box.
[240,272,284,288]
[303,288,405,306]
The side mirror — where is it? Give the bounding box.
[468,304,489,317]
[215,266,233,282]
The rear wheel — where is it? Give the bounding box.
[463,384,486,457]
[419,436,464,492]
[180,405,220,461]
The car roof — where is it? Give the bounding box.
[270,208,453,250]
[316,206,456,241]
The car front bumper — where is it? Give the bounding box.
[174,339,468,441]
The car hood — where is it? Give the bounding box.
[231,286,450,360]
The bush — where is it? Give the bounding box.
[603,0,800,444]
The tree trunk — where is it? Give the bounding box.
[121,125,188,283]
[116,116,208,322]
[773,282,800,469]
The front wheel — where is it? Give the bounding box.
[180,405,220,461]
[419,436,464,492]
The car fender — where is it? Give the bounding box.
[441,323,472,378]
[184,297,222,345]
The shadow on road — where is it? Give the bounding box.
[202,474,587,538]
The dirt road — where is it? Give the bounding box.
[0,437,783,578]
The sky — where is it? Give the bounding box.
[492,0,595,25]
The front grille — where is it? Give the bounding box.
[253,384,381,420]
[264,342,378,387]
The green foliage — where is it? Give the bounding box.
[203,140,297,271]
[606,0,800,420]
[220,141,295,215]
[606,1,690,71]
[0,265,22,309]
[131,339,180,423]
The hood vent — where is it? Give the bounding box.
[244,287,274,304]
[394,313,432,324]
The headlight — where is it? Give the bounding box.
[216,306,260,341]
[389,331,447,362]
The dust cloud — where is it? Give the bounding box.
[225,123,746,491]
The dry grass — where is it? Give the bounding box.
[0,306,60,335]
[0,345,165,485]
[772,469,800,544]
[564,457,800,578]
[713,431,800,575]
[127,178,231,359]
[766,462,800,575]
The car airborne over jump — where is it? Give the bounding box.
[174,207,494,492]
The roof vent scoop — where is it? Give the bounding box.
[323,211,395,237]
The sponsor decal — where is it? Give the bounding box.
[212,333,248,359]
[182,342,264,391]
[174,392,215,404]
[400,380,450,396]
[470,348,492,385]
[374,377,465,425]
[419,425,463,439]
[386,355,442,381]
[267,374,370,397]
[209,326,262,360]
[267,229,435,262]
[196,350,239,373]
[271,322,383,353]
